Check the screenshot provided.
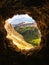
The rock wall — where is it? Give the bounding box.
[0,0,49,65]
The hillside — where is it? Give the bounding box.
[14,23,41,46]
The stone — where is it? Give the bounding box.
[0,0,49,65]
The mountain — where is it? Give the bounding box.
[14,22,41,46]
[13,22,37,29]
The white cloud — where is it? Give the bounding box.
[7,14,35,24]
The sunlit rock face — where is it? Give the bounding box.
[4,21,34,54]
[7,14,41,47]
[0,0,49,65]
[4,14,41,54]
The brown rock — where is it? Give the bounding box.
[0,0,49,65]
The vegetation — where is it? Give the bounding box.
[14,26,41,46]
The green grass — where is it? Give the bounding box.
[15,26,41,46]
[31,38,41,46]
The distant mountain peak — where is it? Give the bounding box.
[20,22,26,24]
[13,21,37,28]
[17,21,34,25]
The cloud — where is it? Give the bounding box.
[7,14,35,24]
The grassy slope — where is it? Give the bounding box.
[15,26,41,46]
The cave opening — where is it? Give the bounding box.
[4,14,41,54]
[0,0,49,64]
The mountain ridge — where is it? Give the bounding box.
[13,22,37,28]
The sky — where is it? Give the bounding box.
[7,14,35,24]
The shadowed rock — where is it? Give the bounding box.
[0,0,49,65]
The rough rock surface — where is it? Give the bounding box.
[0,0,49,65]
